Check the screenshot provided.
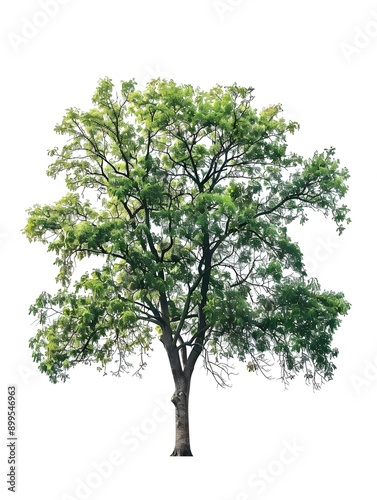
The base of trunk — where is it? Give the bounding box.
[170,447,193,456]
[171,387,192,457]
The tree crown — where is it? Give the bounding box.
[24,77,350,388]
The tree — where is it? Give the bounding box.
[24,78,351,456]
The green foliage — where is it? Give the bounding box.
[24,77,350,387]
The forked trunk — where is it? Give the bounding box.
[170,382,192,456]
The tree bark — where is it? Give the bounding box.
[170,377,193,456]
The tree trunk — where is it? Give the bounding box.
[160,324,194,456]
[170,379,193,456]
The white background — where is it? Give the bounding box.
[1,1,376,499]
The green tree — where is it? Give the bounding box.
[24,78,350,456]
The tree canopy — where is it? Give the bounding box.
[24,77,350,392]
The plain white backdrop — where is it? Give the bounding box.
[1,1,376,498]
